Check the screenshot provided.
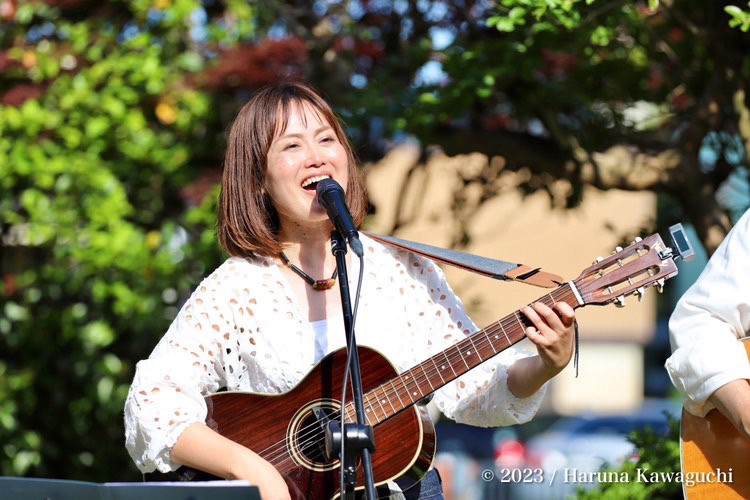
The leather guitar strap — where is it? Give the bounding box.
[362,231,563,288]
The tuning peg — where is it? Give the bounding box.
[635,286,646,302]
[614,246,624,253]
[633,236,642,243]
[593,256,604,265]
[615,296,626,308]
[656,278,665,293]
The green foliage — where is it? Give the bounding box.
[485,0,749,37]
[0,0,232,481]
[726,3,750,31]
[577,415,682,499]
[402,1,661,149]
[487,0,595,33]
[1,0,749,486]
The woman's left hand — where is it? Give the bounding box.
[520,302,576,376]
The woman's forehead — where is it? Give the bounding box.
[274,100,330,136]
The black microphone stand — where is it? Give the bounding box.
[325,230,377,500]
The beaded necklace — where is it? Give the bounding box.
[279,252,338,291]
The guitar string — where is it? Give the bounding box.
[257,314,532,469]
[256,288,575,468]
[256,290,576,469]
[260,314,539,470]
[258,298,576,471]
[257,314,522,469]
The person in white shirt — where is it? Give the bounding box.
[665,207,750,440]
[124,80,577,500]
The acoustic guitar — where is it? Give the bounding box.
[680,339,750,499]
[148,233,680,499]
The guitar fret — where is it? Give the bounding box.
[429,357,447,384]
[389,380,405,411]
[476,333,493,360]
[487,327,499,354]
[349,400,375,426]
[372,389,387,420]
[345,404,356,423]
[467,334,484,363]
[379,387,397,415]
[441,351,459,378]
[402,372,420,403]
[514,312,527,332]
[419,363,435,392]
[498,320,513,347]
[456,344,471,371]
[363,398,376,424]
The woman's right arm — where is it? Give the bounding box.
[171,422,292,500]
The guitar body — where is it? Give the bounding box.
[148,347,435,499]
[680,340,750,499]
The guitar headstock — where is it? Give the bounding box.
[573,233,679,307]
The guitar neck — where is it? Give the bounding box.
[345,282,580,425]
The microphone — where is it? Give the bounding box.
[316,179,364,257]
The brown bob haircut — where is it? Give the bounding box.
[217,80,368,258]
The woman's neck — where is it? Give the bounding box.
[278,222,340,271]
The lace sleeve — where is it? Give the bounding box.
[124,280,231,473]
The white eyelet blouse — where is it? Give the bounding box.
[124,234,546,473]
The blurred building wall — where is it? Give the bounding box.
[366,143,660,415]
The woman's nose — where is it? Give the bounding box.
[304,145,323,166]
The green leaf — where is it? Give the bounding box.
[418,92,440,104]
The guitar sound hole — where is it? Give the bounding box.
[296,405,339,466]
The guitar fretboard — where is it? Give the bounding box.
[343,282,579,424]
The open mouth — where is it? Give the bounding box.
[301,175,331,192]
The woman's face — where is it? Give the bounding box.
[264,101,349,232]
